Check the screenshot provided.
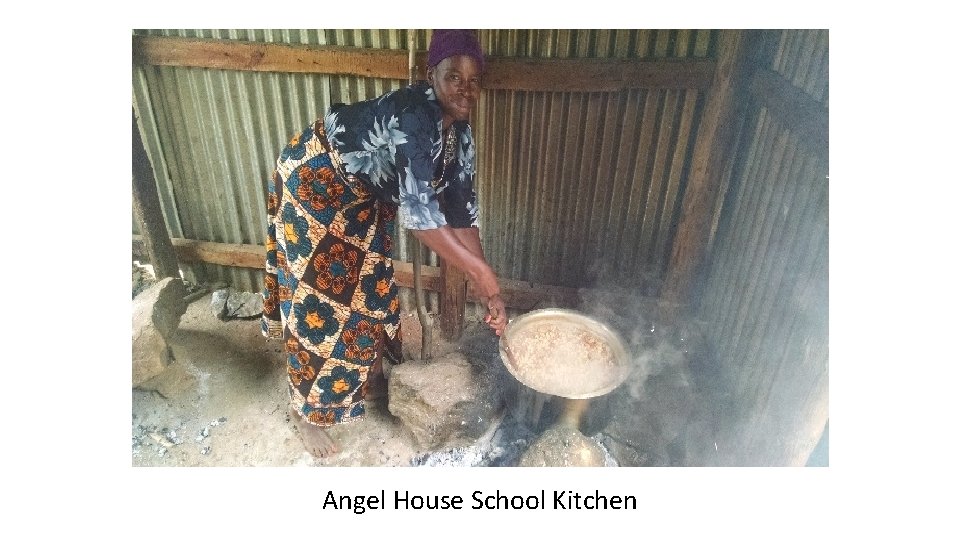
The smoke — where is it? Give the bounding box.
[575,284,687,397]
[571,283,730,465]
[623,340,689,401]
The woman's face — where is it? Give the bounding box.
[428,55,482,128]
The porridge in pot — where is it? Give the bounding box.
[500,309,628,398]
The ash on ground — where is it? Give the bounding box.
[409,413,619,467]
[132,415,228,460]
[409,414,535,467]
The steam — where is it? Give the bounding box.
[575,285,688,398]
[574,283,724,465]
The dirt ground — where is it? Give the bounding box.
[131,263,729,468]
[132,289,458,467]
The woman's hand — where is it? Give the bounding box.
[484,294,507,336]
[409,226,507,334]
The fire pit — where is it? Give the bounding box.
[494,308,631,466]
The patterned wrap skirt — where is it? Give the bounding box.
[261,119,401,427]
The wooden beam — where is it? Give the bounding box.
[465,275,580,311]
[662,30,753,314]
[132,109,179,280]
[133,35,411,79]
[749,67,829,157]
[132,235,643,312]
[392,259,441,292]
[133,35,716,92]
[483,57,716,92]
[439,259,468,340]
[135,236,265,269]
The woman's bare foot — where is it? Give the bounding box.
[289,408,339,458]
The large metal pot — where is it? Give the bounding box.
[498,308,630,399]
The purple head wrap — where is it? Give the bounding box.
[427,29,485,71]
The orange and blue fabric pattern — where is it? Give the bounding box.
[262,120,400,426]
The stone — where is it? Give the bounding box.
[387,352,502,449]
[132,277,187,387]
[518,425,607,467]
[225,291,263,318]
[132,262,157,299]
[132,332,173,388]
[211,289,229,320]
[211,288,263,320]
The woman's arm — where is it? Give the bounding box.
[450,225,485,260]
[411,226,507,334]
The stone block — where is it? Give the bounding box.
[211,288,263,320]
[387,352,501,449]
[132,277,187,387]
[519,425,608,467]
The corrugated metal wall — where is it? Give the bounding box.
[132,28,829,465]
[475,30,714,291]
[132,29,716,295]
[697,29,828,465]
[132,29,415,291]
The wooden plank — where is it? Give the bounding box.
[391,259,441,292]
[749,67,829,157]
[141,236,265,269]
[483,57,716,92]
[132,234,442,290]
[133,35,716,92]
[661,30,753,315]
[439,259,468,340]
[132,236,668,312]
[132,109,179,280]
[465,276,581,312]
[133,35,411,79]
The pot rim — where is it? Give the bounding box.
[498,308,631,399]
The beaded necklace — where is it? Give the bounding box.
[433,126,458,189]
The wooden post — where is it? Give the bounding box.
[661,30,758,318]
[439,258,468,340]
[132,108,180,280]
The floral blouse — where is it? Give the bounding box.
[323,81,479,230]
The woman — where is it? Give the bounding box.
[261,30,506,458]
